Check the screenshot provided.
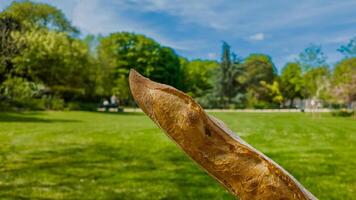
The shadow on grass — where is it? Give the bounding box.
[0,113,80,123]
[0,143,233,199]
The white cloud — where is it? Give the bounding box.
[69,0,205,51]
[3,0,354,67]
[249,33,265,41]
[207,52,218,59]
[111,0,356,37]
[113,0,235,31]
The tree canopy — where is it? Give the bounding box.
[11,29,93,100]
[280,62,303,106]
[298,44,327,72]
[338,37,356,58]
[331,58,356,104]
[180,58,218,98]
[0,0,355,111]
[98,33,182,84]
[1,0,78,34]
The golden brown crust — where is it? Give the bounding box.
[129,69,317,200]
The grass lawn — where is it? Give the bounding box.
[0,111,355,199]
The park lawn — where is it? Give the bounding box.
[0,111,355,200]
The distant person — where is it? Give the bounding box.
[110,95,118,107]
[103,98,110,109]
[310,99,315,108]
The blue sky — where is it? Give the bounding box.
[1,0,356,71]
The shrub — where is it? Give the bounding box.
[42,96,65,110]
[331,109,354,117]
[66,101,98,111]
[0,77,40,100]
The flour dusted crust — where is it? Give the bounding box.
[129,69,317,200]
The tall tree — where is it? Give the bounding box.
[298,44,327,72]
[337,36,356,58]
[242,54,276,86]
[242,54,277,108]
[216,42,242,107]
[331,58,356,106]
[97,32,183,100]
[280,62,304,107]
[302,66,330,100]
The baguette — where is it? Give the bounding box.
[129,69,317,200]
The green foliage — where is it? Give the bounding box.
[0,76,40,100]
[331,58,356,104]
[0,1,355,110]
[0,15,22,83]
[241,54,277,107]
[245,88,263,108]
[280,62,304,106]
[7,98,46,111]
[96,32,183,105]
[179,58,219,108]
[338,36,356,58]
[1,0,78,34]
[11,29,93,100]
[331,109,354,117]
[0,1,94,110]
[66,101,98,111]
[0,77,68,110]
[112,75,131,100]
[180,58,218,98]
[242,54,276,86]
[298,44,327,72]
[302,66,330,100]
[215,42,243,108]
[41,95,65,110]
[97,32,183,96]
[260,80,283,104]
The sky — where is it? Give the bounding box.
[1,0,356,71]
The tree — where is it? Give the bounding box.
[280,62,304,107]
[11,29,93,100]
[302,66,330,100]
[0,1,97,106]
[180,58,218,98]
[298,44,327,72]
[216,42,243,108]
[0,76,40,100]
[331,58,356,107]
[242,54,276,86]
[241,54,277,108]
[1,0,78,34]
[260,80,283,105]
[97,32,183,101]
[338,36,356,58]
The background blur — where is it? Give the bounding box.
[0,0,355,199]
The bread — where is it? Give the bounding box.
[129,69,317,200]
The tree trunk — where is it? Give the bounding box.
[290,98,294,108]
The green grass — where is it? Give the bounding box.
[0,111,355,199]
